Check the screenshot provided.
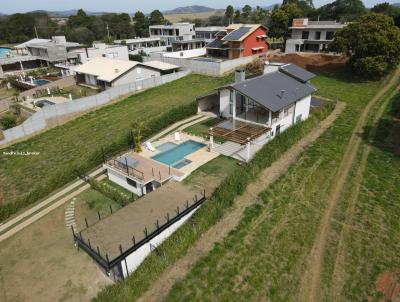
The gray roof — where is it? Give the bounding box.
[223,26,252,41]
[279,64,316,83]
[206,39,227,49]
[229,70,317,112]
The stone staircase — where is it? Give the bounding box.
[64,199,76,230]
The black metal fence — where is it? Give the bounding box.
[72,190,207,281]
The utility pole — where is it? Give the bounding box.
[106,24,110,39]
[34,26,38,38]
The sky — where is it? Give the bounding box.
[0,0,397,14]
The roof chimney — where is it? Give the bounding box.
[235,68,246,83]
[280,90,285,98]
[115,68,119,74]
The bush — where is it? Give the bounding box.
[0,113,17,130]
[129,54,143,62]
[90,179,131,207]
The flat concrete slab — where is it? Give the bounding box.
[80,181,203,259]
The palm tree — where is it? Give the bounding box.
[131,121,147,153]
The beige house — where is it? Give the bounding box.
[74,57,179,90]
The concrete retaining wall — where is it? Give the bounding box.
[0,70,190,147]
[145,53,263,76]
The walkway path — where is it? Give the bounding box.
[297,67,400,302]
[138,101,346,302]
[0,170,106,243]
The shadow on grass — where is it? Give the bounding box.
[362,94,400,157]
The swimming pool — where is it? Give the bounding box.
[34,79,50,86]
[152,140,205,168]
[0,47,11,58]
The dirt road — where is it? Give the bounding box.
[297,67,400,302]
[138,101,346,302]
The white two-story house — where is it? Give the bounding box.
[149,23,195,46]
[197,63,317,160]
[285,18,347,53]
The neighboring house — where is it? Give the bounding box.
[197,63,317,146]
[285,18,347,53]
[25,36,81,64]
[114,37,166,54]
[206,24,269,60]
[70,43,129,63]
[74,57,179,90]
[149,23,195,45]
[14,38,51,55]
[195,26,225,43]
[171,39,206,52]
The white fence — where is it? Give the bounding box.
[0,70,190,147]
[162,48,207,59]
[146,53,263,76]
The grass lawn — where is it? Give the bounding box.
[52,85,99,99]
[183,155,240,196]
[164,72,390,301]
[0,74,232,219]
[183,117,226,143]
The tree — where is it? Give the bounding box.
[242,5,253,21]
[269,4,303,38]
[269,9,290,38]
[330,13,400,78]
[371,2,400,26]
[67,27,95,45]
[149,10,165,25]
[133,11,149,37]
[234,10,242,23]
[315,0,366,22]
[225,5,235,24]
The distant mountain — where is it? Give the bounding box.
[28,10,109,17]
[393,3,400,7]
[164,5,218,15]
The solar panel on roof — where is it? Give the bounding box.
[223,26,251,41]
[278,64,316,83]
[117,156,139,168]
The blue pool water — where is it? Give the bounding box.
[152,140,205,168]
[157,142,177,152]
[34,79,50,86]
[0,47,11,58]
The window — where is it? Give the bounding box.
[326,31,335,40]
[315,31,321,40]
[302,31,309,39]
[126,178,137,188]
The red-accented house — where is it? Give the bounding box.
[206,24,269,60]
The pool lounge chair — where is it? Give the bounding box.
[145,141,156,152]
[174,131,181,141]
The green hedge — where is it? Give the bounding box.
[89,179,131,207]
[0,102,198,222]
[94,102,336,302]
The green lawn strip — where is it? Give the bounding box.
[0,74,232,222]
[162,74,385,301]
[183,117,226,143]
[320,89,400,301]
[94,94,335,302]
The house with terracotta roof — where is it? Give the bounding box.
[206,24,269,60]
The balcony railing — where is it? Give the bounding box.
[106,159,145,180]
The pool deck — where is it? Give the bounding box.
[140,132,220,176]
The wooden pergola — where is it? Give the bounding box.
[208,120,271,145]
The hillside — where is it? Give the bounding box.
[164,5,218,15]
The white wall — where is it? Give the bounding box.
[0,70,190,147]
[293,95,311,123]
[121,203,201,277]
[163,48,206,59]
[107,168,144,196]
[219,88,230,118]
[112,66,160,87]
